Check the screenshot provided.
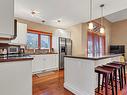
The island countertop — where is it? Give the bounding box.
[0,55,33,62]
[65,54,122,60]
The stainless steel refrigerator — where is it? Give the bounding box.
[59,37,72,69]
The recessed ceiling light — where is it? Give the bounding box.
[42,20,46,23]
[57,20,61,23]
[31,10,40,16]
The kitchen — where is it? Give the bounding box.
[0,0,127,95]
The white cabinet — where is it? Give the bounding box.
[11,22,27,44]
[32,55,45,72]
[32,54,59,73]
[44,54,59,70]
[0,0,14,37]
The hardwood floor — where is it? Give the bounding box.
[33,70,127,95]
[32,70,73,95]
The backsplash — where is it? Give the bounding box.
[25,49,51,54]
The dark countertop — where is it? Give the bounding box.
[0,55,33,62]
[65,54,122,60]
[27,53,58,55]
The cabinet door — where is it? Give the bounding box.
[32,55,45,73]
[44,54,59,70]
[52,54,59,69]
[0,0,14,37]
[42,55,52,70]
[11,22,27,44]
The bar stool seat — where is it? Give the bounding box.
[95,66,114,95]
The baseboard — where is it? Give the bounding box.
[32,68,59,74]
[64,83,90,95]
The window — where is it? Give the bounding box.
[87,32,105,56]
[27,29,52,49]
[41,35,50,49]
[27,33,38,49]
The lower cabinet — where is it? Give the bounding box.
[31,54,59,73]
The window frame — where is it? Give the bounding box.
[87,31,106,56]
[27,29,52,50]
[87,21,106,56]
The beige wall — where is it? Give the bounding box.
[82,23,88,56]
[67,24,83,55]
[111,20,127,59]
[16,18,58,33]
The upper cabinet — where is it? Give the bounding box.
[0,0,14,37]
[11,22,27,45]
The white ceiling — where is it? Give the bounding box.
[14,0,127,28]
[105,8,127,22]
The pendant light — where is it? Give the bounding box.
[88,0,94,30]
[100,4,105,34]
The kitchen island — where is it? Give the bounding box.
[64,54,122,95]
[0,55,33,95]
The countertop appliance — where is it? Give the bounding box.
[8,45,20,54]
[59,37,72,69]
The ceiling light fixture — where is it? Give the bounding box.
[31,10,40,17]
[57,20,61,23]
[42,20,46,23]
[100,4,105,34]
[88,0,94,30]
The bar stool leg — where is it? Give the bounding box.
[123,65,126,84]
[118,68,122,90]
[101,75,104,90]
[98,73,100,92]
[120,67,123,88]
[105,74,108,95]
[110,73,114,95]
[115,70,118,95]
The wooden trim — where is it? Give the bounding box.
[103,36,106,54]
[27,29,52,36]
[50,36,52,51]
[0,37,10,40]
[88,20,105,28]
[38,34,41,49]
[92,32,94,56]
[86,31,88,56]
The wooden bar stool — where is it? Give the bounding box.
[110,62,126,87]
[95,66,114,95]
[114,62,126,85]
[103,64,122,95]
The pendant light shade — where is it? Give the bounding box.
[88,22,94,30]
[100,4,105,34]
[100,27,104,34]
[88,0,93,30]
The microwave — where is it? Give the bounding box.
[8,46,20,54]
